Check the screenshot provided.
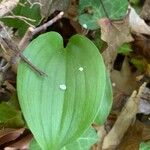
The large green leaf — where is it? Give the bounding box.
[29,139,42,150]
[79,0,129,29]
[17,32,106,149]
[140,141,150,150]
[30,127,98,150]
[0,102,24,128]
[62,127,98,150]
[94,72,112,125]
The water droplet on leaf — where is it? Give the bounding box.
[79,67,83,71]
[82,24,87,29]
[59,84,66,90]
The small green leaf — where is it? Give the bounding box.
[140,141,150,150]
[117,43,133,55]
[62,127,98,150]
[79,0,129,29]
[17,32,106,149]
[0,102,24,128]
[1,0,42,36]
[30,127,98,150]
[131,58,146,72]
[94,72,112,125]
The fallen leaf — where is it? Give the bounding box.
[129,6,150,35]
[4,134,32,150]
[142,124,150,141]
[140,0,150,21]
[0,128,25,145]
[102,83,146,149]
[97,17,133,72]
[0,0,19,17]
[111,57,138,95]
[118,121,144,150]
[98,17,133,46]
[39,0,70,18]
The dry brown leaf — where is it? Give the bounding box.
[142,124,150,141]
[118,121,144,150]
[129,6,150,35]
[0,0,19,17]
[102,83,146,150]
[0,128,25,145]
[4,134,32,150]
[141,0,150,21]
[97,17,133,72]
[132,34,150,61]
[111,57,138,95]
[38,0,70,18]
[118,120,150,150]
[98,18,133,47]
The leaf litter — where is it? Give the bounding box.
[0,0,150,149]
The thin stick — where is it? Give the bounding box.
[0,11,64,76]
[102,82,147,149]
[19,11,64,50]
[0,0,19,17]
[1,37,46,76]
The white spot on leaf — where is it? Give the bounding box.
[79,67,83,71]
[59,84,66,90]
[112,83,116,87]
[82,24,87,29]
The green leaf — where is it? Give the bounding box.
[30,127,98,150]
[17,32,106,149]
[117,43,133,55]
[0,102,24,128]
[131,58,146,72]
[140,141,150,150]
[79,0,129,29]
[62,127,98,150]
[94,72,112,125]
[1,0,42,36]
[129,0,140,5]
[29,139,42,150]
[8,92,20,110]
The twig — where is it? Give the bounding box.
[2,15,35,27]
[102,82,147,149]
[0,0,19,17]
[19,11,64,50]
[0,11,64,76]
[0,37,46,76]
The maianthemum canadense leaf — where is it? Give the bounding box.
[62,127,98,150]
[140,141,150,150]
[17,32,107,149]
[29,127,98,150]
[94,72,112,125]
[78,0,129,29]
